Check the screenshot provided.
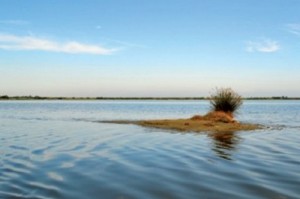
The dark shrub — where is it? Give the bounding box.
[0,95,9,99]
[210,88,243,114]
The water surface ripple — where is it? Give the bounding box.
[0,100,300,199]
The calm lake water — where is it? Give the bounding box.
[0,100,300,199]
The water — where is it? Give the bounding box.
[0,100,299,199]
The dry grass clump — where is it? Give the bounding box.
[190,115,203,120]
[210,88,242,114]
[191,111,235,123]
[203,111,235,123]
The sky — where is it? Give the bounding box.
[0,0,300,97]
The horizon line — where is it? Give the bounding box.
[1,95,300,100]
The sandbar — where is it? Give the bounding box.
[100,112,262,132]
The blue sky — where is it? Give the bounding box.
[0,0,300,97]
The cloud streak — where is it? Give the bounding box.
[0,20,29,25]
[246,39,280,53]
[0,33,117,55]
[286,23,300,36]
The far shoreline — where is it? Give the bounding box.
[1,96,300,101]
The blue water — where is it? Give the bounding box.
[0,100,300,199]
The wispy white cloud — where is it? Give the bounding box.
[0,20,29,25]
[286,23,300,36]
[0,33,117,55]
[246,39,280,53]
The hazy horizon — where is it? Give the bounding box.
[1,1,300,97]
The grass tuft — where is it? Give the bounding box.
[210,88,243,114]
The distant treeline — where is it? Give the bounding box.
[0,95,299,100]
[0,95,206,100]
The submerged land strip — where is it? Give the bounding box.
[99,88,264,133]
[100,112,263,133]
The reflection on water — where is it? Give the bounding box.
[0,100,300,199]
[208,132,241,160]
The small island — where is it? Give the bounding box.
[102,88,262,132]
